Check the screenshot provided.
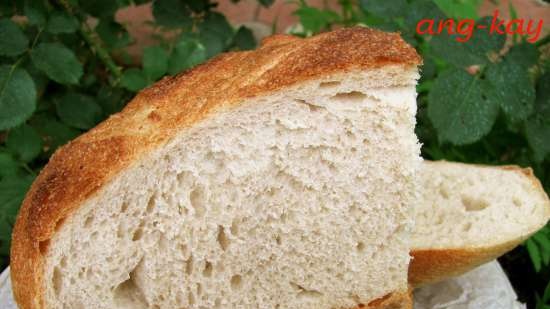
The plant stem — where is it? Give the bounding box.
[79,22,123,85]
[21,163,36,176]
[57,0,122,86]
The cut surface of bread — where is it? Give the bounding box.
[11,28,421,309]
[410,160,550,286]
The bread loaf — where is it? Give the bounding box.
[410,160,550,286]
[11,27,422,309]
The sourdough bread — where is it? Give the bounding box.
[11,27,421,309]
[410,160,550,286]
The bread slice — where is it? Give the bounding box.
[11,27,422,309]
[410,160,550,286]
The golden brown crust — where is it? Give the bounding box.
[410,161,550,287]
[409,240,521,287]
[366,290,413,309]
[10,27,420,309]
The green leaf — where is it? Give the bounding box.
[526,238,542,272]
[152,0,192,28]
[168,40,206,75]
[405,0,446,29]
[46,11,79,34]
[534,233,550,266]
[31,43,83,85]
[24,1,48,26]
[359,0,408,19]
[293,6,339,34]
[120,68,148,92]
[81,0,119,18]
[258,0,274,7]
[30,114,79,154]
[506,43,540,68]
[544,281,550,302]
[0,173,35,255]
[525,72,550,162]
[433,0,481,19]
[485,59,535,124]
[427,69,498,145]
[0,152,19,178]
[56,92,102,130]
[0,219,11,256]
[0,18,28,56]
[0,65,36,130]
[6,124,43,163]
[525,111,550,162]
[232,26,256,51]
[186,0,210,12]
[97,86,127,115]
[0,174,35,220]
[430,17,506,67]
[142,46,168,81]
[96,19,132,49]
[198,12,234,58]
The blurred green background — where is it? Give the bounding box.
[0,0,549,307]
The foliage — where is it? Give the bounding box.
[0,0,549,307]
[0,0,257,270]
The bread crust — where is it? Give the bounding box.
[366,290,413,309]
[409,160,550,287]
[10,27,420,309]
[409,240,521,287]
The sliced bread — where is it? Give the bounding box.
[410,160,550,286]
[11,28,422,309]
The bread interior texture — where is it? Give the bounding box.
[43,67,420,309]
[413,161,550,250]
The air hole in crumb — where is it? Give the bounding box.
[132,227,144,241]
[188,292,195,305]
[59,256,68,267]
[463,222,472,232]
[83,215,94,228]
[215,298,221,308]
[53,267,62,295]
[117,224,124,238]
[54,218,65,232]
[461,196,489,211]
[178,243,188,256]
[113,260,147,308]
[356,242,366,252]
[275,235,282,245]
[185,256,194,275]
[294,99,322,112]
[230,220,240,236]
[205,152,214,161]
[196,283,203,296]
[230,275,243,290]
[39,240,50,255]
[439,187,450,199]
[217,226,230,250]
[203,261,213,277]
[121,202,129,213]
[291,282,323,300]
[513,198,522,207]
[146,196,155,214]
[190,187,206,218]
[319,81,341,88]
[331,91,367,103]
